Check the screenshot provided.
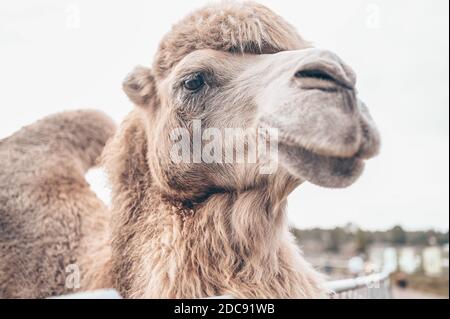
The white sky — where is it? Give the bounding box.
[0,0,448,231]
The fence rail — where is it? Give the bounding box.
[51,271,393,299]
[325,271,392,299]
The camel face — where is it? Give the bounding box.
[121,2,380,202]
[125,47,379,198]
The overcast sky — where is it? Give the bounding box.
[0,0,448,231]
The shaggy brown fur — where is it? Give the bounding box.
[0,1,380,298]
[0,111,116,298]
[103,1,379,298]
[153,1,308,78]
[102,110,326,298]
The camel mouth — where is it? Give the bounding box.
[259,111,378,188]
[277,139,366,188]
[267,112,379,188]
[257,85,380,187]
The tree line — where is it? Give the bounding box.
[291,225,449,254]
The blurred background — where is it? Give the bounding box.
[0,0,448,298]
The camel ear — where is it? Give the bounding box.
[123,66,157,108]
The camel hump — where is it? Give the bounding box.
[0,110,116,298]
[0,110,117,174]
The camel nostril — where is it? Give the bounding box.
[294,62,355,91]
[294,69,337,83]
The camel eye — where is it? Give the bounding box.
[183,73,205,92]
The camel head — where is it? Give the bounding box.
[122,1,380,203]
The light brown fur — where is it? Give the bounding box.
[0,1,379,298]
[0,110,115,298]
[102,110,326,298]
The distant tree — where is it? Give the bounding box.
[290,227,302,246]
[290,226,448,254]
[355,229,369,253]
[325,227,345,253]
[439,231,450,245]
[407,231,428,246]
[389,225,407,246]
[407,230,449,246]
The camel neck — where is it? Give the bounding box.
[110,180,291,297]
[159,182,276,221]
[104,112,323,298]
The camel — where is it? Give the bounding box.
[0,1,380,298]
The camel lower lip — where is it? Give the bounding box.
[278,141,365,188]
[294,144,364,173]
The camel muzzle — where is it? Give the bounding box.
[256,48,380,188]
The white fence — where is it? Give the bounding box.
[325,271,392,299]
[52,271,392,299]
